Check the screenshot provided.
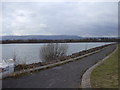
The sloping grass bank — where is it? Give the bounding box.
[90,44,119,88]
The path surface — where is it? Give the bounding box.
[2,44,116,88]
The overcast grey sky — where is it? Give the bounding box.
[1,2,118,37]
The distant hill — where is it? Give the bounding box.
[1,35,82,41]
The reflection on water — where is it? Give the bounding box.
[1,43,111,64]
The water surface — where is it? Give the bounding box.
[1,43,111,64]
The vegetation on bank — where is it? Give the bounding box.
[40,43,68,62]
[90,45,119,88]
[7,43,112,79]
[15,44,111,71]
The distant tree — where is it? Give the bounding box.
[40,43,68,62]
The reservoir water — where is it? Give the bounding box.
[1,43,111,64]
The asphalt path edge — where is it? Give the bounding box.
[81,44,118,88]
[2,45,110,79]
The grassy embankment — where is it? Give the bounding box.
[90,44,119,88]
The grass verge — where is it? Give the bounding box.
[90,44,119,88]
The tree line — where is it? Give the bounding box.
[0,37,119,44]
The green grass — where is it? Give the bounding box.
[90,45,119,88]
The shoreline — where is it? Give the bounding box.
[15,43,114,72]
[2,43,117,88]
[1,43,114,79]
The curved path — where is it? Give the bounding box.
[2,44,116,88]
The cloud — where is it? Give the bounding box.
[2,0,119,2]
[2,2,118,37]
[0,3,2,36]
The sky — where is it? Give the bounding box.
[1,1,118,37]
